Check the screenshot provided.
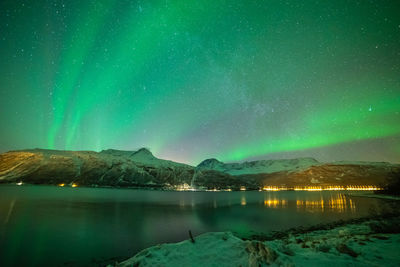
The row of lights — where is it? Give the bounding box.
[16,181,78,187]
[172,185,383,192]
[58,183,78,187]
[263,185,382,191]
[16,181,381,191]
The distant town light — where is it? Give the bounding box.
[263,185,382,191]
[263,186,280,191]
[176,183,195,191]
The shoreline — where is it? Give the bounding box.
[112,214,400,267]
[0,182,391,193]
[1,183,399,266]
[346,191,400,201]
[111,194,400,266]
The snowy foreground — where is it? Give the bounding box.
[112,217,400,267]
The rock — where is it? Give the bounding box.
[316,243,331,253]
[336,243,358,258]
[278,244,295,256]
[369,218,400,234]
[246,240,278,265]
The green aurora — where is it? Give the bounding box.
[0,0,399,164]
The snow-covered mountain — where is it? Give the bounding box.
[100,148,187,167]
[0,148,399,190]
[0,148,194,188]
[197,157,319,175]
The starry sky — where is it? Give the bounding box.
[0,0,399,165]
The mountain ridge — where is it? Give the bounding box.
[197,157,320,175]
[0,148,399,190]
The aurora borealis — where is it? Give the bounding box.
[0,0,399,164]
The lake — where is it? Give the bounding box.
[0,185,393,266]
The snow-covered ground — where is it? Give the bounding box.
[113,217,400,267]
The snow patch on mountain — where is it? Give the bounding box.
[197,157,319,175]
[100,148,189,168]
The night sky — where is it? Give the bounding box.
[0,0,399,165]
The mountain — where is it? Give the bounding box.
[0,148,194,188]
[0,148,399,190]
[196,157,319,175]
[194,158,399,190]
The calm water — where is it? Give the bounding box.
[0,185,393,266]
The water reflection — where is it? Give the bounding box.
[214,192,358,213]
[296,193,356,213]
[240,196,246,206]
[296,199,325,212]
[255,193,358,213]
[191,191,359,213]
[1,186,391,267]
[264,198,287,208]
[3,199,15,224]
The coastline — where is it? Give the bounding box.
[111,195,400,267]
[112,216,400,267]
[0,182,391,193]
[346,191,400,201]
